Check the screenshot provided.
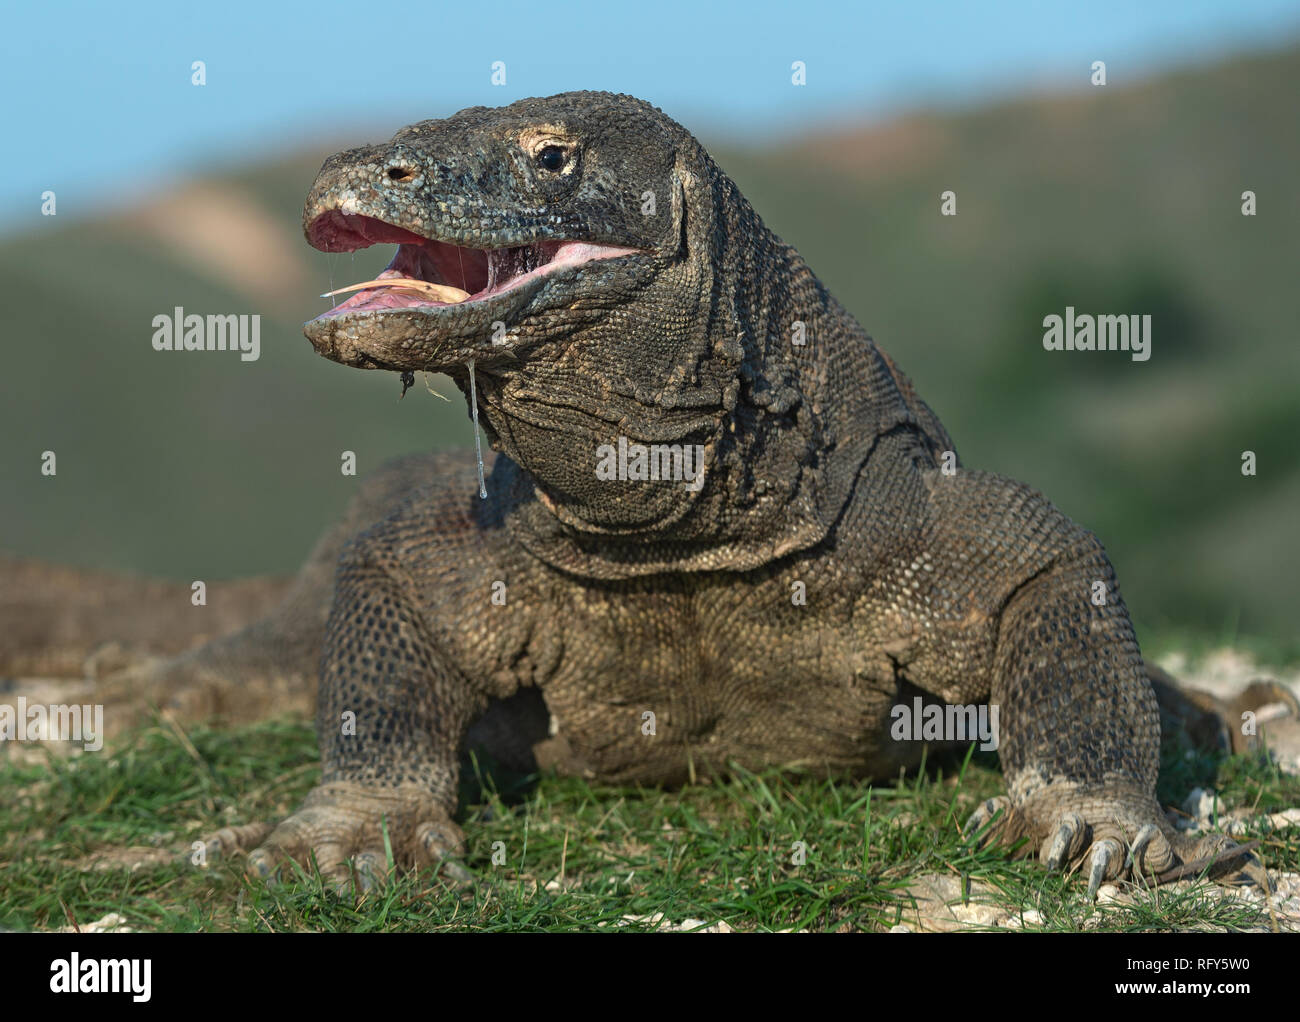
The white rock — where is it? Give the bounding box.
[58,912,131,934]
[1182,787,1218,824]
[1096,884,1121,904]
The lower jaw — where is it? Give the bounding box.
[304,249,647,371]
[303,287,544,372]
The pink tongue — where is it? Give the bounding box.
[342,290,432,311]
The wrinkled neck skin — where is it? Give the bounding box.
[460,151,911,579]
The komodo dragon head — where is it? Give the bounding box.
[301,91,939,577]
[304,92,685,373]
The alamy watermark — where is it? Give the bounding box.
[50,953,150,1002]
[595,436,706,492]
[151,307,260,362]
[0,698,104,752]
[890,697,999,751]
[1042,306,1150,362]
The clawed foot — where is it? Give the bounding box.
[963,789,1266,900]
[197,782,470,893]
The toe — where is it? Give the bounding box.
[349,849,392,892]
[1126,822,1175,875]
[246,846,280,879]
[246,809,351,881]
[414,819,471,883]
[962,796,1010,847]
[1040,812,1088,871]
[1085,837,1123,899]
[191,822,274,865]
[1161,832,1266,886]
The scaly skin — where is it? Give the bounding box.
[103,92,1259,895]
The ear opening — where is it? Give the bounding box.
[670,142,746,374]
[670,142,712,265]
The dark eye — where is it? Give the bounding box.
[536,145,567,172]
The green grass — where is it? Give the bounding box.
[2,712,1295,932]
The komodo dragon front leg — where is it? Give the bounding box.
[908,469,1244,896]
[224,471,528,889]
[241,529,483,888]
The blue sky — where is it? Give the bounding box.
[3,0,1298,232]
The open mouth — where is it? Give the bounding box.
[308,211,641,319]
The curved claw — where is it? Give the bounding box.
[247,848,280,880]
[1043,813,1086,872]
[416,819,473,884]
[1046,824,1072,870]
[351,850,389,893]
[962,796,1009,847]
[1126,823,1159,872]
[1086,838,1122,900]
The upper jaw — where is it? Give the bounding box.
[302,202,645,371]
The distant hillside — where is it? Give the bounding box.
[2,46,1297,652]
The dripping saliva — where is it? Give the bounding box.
[467,360,487,499]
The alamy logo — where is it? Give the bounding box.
[0,698,104,752]
[1042,306,1151,362]
[595,436,706,492]
[151,307,260,361]
[50,954,151,1002]
[890,698,1000,751]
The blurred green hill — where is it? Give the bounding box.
[2,46,1297,653]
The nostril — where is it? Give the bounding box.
[386,165,415,183]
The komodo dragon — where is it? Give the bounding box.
[74,91,1270,897]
